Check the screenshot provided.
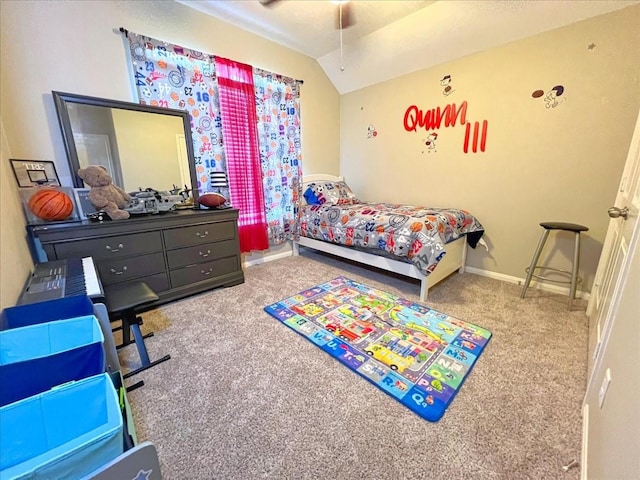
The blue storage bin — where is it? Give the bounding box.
[1,295,94,331]
[0,315,105,407]
[0,373,123,480]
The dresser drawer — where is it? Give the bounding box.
[164,221,235,249]
[98,252,166,285]
[170,256,240,288]
[109,273,170,295]
[166,239,238,270]
[55,232,162,260]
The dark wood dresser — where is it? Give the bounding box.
[27,209,244,306]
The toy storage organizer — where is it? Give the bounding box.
[0,296,124,479]
[0,315,105,407]
[0,373,123,480]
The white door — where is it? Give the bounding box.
[581,109,640,479]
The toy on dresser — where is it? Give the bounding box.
[77,165,131,220]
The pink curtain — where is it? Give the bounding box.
[215,57,269,253]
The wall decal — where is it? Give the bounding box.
[532,85,566,108]
[425,132,438,152]
[441,75,454,96]
[403,100,488,153]
[367,124,378,138]
[463,121,488,154]
[587,43,596,50]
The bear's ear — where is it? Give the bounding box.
[77,168,85,179]
[99,166,108,173]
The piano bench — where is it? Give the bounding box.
[103,281,170,381]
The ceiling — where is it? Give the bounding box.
[177,0,639,94]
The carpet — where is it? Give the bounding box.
[264,276,492,422]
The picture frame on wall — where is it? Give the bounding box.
[10,159,61,188]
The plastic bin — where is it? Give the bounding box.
[1,295,94,331]
[0,373,123,480]
[0,315,105,407]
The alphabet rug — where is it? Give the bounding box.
[264,276,491,422]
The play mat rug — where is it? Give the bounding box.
[264,276,492,422]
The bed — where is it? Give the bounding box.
[292,174,484,301]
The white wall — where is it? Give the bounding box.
[0,120,33,308]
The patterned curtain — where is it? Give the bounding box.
[254,69,303,244]
[125,31,303,250]
[125,32,228,199]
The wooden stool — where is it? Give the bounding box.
[104,281,170,380]
[520,222,589,310]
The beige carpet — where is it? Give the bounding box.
[119,250,588,479]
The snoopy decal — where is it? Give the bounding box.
[425,132,438,151]
[367,125,378,139]
[532,85,566,108]
[440,75,454,96]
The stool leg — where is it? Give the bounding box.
[568,232,581,310]
[521,229,550,298]
[131,318,152,366]
[120,312,172,380]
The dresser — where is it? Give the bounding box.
[28,209,244,306]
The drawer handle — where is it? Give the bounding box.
[110,266,128,275]
[199,250,211,258]
[196,231,209,238]
[106,243,124,253]
[201,268,213,276]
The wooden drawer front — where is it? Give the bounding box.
[164,221,235,249]
[166,239,238,270]
[112,273,170,295]
[170,256,240,288]
[55,232,162,260]
[98,252,166,285]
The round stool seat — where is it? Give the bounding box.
[540,222,589,233]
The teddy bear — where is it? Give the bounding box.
[77,165,131,220]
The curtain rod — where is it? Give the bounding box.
[118,27,303,84]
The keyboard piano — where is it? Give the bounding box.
[18,257,104,305]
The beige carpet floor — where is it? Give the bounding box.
[119,249,588,479]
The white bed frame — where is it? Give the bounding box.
[292,174,467,301]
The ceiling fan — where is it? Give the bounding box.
[258,0,356,29]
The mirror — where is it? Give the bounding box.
[52,91,199,205]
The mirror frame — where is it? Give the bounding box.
[52,90,199,206]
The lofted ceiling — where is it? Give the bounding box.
[177,0,640,94]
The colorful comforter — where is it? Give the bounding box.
[299,202,484,276]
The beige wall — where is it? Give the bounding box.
[112,110,185,192]
[340,5,640,292]
[0,121,34,309]
[0,0,340,296]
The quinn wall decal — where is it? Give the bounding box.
[403,101,488,154]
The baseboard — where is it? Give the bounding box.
[243,249,293,268]
[242,248,591,301]
[464,266,591,301]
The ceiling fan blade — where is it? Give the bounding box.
[336,3,355,29]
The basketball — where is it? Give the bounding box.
[28,188,74,221]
